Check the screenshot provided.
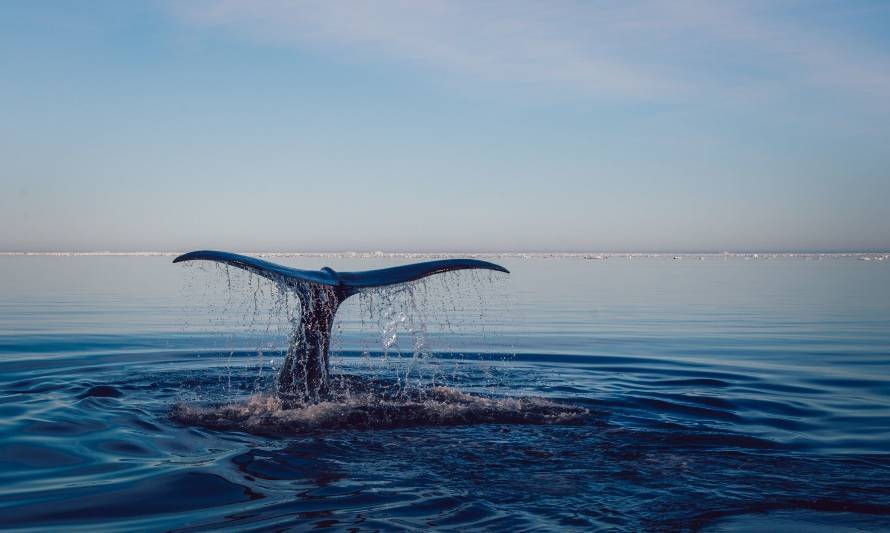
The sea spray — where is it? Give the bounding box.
[170,260,571,432]
[172,386,589,434]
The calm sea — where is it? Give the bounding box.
[1,254,888,531]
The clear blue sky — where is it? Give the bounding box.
[2,1,889,252]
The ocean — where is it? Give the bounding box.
[1,253,888,531]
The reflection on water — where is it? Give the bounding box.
[0,255,889,530]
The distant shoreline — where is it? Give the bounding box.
[1,251,888,259]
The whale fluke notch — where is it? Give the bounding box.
[174,250,509,401]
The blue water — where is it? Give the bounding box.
[1,255,889,531]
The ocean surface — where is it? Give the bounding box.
[1,254,889,531]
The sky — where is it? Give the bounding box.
[1,0,889,252]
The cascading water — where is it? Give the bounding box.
[171,252,589,433]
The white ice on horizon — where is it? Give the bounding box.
[1,251,888,261]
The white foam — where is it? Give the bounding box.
[171,386,589,434]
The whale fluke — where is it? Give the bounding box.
[173,250,508,293]
[174,250,509,401]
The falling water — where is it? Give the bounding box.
[172,262,586,433]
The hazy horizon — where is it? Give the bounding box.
[2,1,889,252]
[2,248,888,255]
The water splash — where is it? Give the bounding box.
[172,263,585,432]
[172,384,589,434]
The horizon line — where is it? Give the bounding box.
[1,250,889,257]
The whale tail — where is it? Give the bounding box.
[173,250,508,295]
[173,250,509,401]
